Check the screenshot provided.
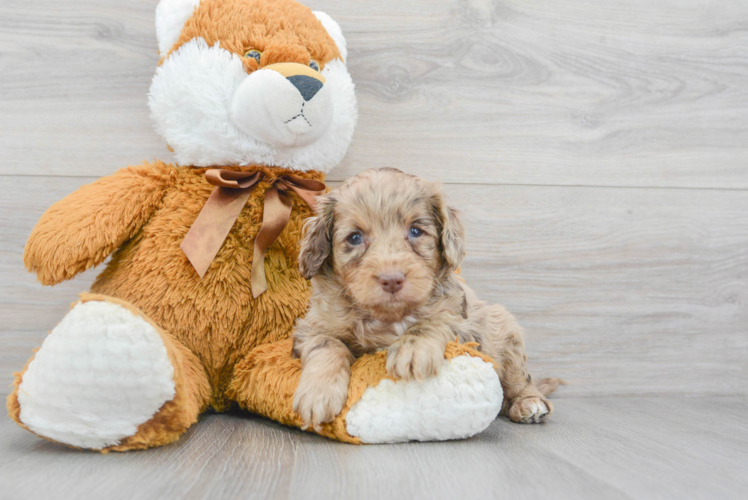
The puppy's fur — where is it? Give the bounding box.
[292,168,560,430]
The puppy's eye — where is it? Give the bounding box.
[408,227,424,238]
[309,59,320,71]
[245,49,262,64]
[347,232,364,245]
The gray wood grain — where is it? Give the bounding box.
[1,397,746,500]
[2,177,746,398]
[1,0,747,187]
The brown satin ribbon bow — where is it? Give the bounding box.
[180,169,325,297]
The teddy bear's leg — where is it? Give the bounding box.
[7,294,211,452]
[228,339,505,444]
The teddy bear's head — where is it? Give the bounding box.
[149,0,357,172]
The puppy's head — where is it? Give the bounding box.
[299,168,465,320]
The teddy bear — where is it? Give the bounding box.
[7,0,504,451]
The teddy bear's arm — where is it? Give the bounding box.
[24,163,176,285]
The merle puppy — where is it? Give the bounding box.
[292,168,559,430]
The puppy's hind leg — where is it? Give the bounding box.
[480,304,559,424]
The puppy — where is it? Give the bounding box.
[292,168,560,431]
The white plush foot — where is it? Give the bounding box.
[345,355,503,443]
[17,300,176,449]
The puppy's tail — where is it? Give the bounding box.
[535,377,567,397]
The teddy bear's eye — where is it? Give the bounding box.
[309,59,320,72]
[245,49,262,64]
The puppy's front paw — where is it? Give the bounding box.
[386,335,444,381]
[293,373,349,432]
[508,396,553,424]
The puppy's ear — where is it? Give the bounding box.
[299,193,336,279]
[430,183,466,270]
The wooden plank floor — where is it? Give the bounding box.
[1,397,746,500]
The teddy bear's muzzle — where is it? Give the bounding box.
[229,62,334,148]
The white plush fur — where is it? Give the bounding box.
[17,301,176,450]
[229,67,333,147]
[148,6,357,172]
[156,0,202,56]
[345,355,503,443]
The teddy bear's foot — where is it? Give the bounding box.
[8,294,210,451]
[230,339,504,444]
[345,354,504,443]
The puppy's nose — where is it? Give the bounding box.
[287,75,323,101]
[378,273,405,294]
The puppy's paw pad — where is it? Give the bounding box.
[509,396,551,424]
[386,337,443,381]
[293,377,348,430]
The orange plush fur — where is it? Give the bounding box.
[17,165,321,410]
[170,0,341,66]
[228,337,497,444]
[8,0,343,451]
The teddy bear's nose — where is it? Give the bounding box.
[287,75,323,101]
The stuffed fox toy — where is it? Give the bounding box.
[7,0,504,451]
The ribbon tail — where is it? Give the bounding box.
[251,187,293,297]
[181,186,254,278]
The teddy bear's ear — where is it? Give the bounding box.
[313,11,347,62]
[156,0,202,57]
